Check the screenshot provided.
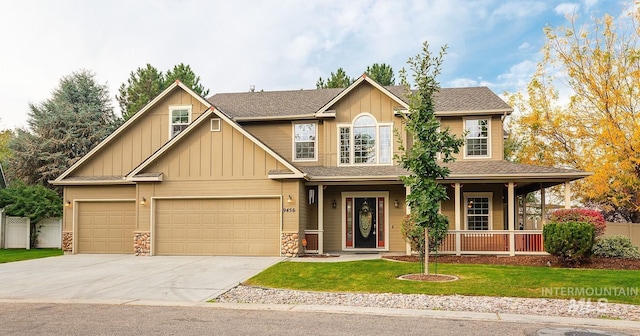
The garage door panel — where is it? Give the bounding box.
[155,198,280,256]
[77,201,136,254]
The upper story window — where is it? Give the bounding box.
[293,122,317,161]
[170,105,192,138]
[338,114,392,165]
[465,118,490,158]
[465,193,491,230]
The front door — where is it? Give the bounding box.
[354,198,376,248]
[344,194,387,250]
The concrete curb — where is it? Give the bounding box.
[1,298,638,330]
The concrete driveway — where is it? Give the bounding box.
[0,254,283,304]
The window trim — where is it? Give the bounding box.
[463,117,491,159]
[292,121,318,162]
[336,113,393,167]
[169,105,192,138]
[464,192,493,230]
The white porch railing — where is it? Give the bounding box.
[437,230,546,256]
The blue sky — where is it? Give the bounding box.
[0,0,629,130]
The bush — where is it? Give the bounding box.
[592,235,640,259]
[549,209,606,238]
[543,221,595,267]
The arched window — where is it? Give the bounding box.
[338,114,392,165]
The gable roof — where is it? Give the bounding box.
[127,106,305,179]
[209,79,512,121]
[53,80,211,183]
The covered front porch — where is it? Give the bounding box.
[297,161,590,257]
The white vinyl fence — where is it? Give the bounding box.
[1,214,62,249]
[4,216,30,249]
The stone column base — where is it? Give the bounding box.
[134,231,151,256]
[62,232,73,252]
[281,232,299,257]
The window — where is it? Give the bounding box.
[338,114,392,165]
[465,119,489,157]
[465,193,491,230]
[293,122,317,161]
[211,118,221,132]
[170,106,192,138]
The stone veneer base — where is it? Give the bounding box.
[281,232,300,257]
[134,231,151,256]
[62,231,73,252]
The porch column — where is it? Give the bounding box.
[405,186,411,255]
[521,194,527,230]
[540,185,546,227]
[317,184,324,255]
[454,183,461,256]
[564,181,571,209]
[508,182,515,256]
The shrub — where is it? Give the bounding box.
[592,235,640,259]
[543,221,595,267]
[549,209,606,238]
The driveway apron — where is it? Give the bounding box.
[0,255,283,303]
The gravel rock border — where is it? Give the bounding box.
[217,285,640,321]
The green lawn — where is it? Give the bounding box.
[246,259,640,305]
[0,248,63,264]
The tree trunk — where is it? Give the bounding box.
[424,227,429,275]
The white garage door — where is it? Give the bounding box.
[77,201,136,253]
[154,198,280,256]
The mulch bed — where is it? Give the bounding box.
[384,255,640,270]
[398,274,459,282]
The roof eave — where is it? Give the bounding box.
[49,179,135,186]
[436,108,513,117]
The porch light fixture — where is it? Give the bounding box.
[65,201,71,207]
[140,197,146,206]
[467,199,474,209]
[287,195,293,204]
[332,199,337,208]
[394,199,399,208]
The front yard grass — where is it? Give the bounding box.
[246,259,640,305]
[0,248,63,264]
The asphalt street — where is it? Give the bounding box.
[0,302,637,336]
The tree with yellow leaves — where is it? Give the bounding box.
[508,7,640,222]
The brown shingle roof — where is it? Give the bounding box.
[208,86,511,119]
[295,161,588,181]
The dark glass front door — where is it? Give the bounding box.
[354,197,376,248]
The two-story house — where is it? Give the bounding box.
[52,75,589,256]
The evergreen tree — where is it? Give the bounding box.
[8,70,118,189]
[366,63,395,85]
[316,67,353,88]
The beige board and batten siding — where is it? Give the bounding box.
[137,114,301,256]
[243,121,325,167]
[72,88,209,177]
[324,83,407,167]
[440,115,504,161]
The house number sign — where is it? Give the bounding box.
[282,207,296,213]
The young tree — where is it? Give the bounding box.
[117,63,210,120]
[366,63,395,85]
[7,70,118,189]
[507,9,640,221]
[316,67,353,88]
[398,42,464,274]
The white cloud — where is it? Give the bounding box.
[555,3,580,16]
[492,1,548,19]
[518,42,532,50]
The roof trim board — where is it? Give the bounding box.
[54,81,209,182]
